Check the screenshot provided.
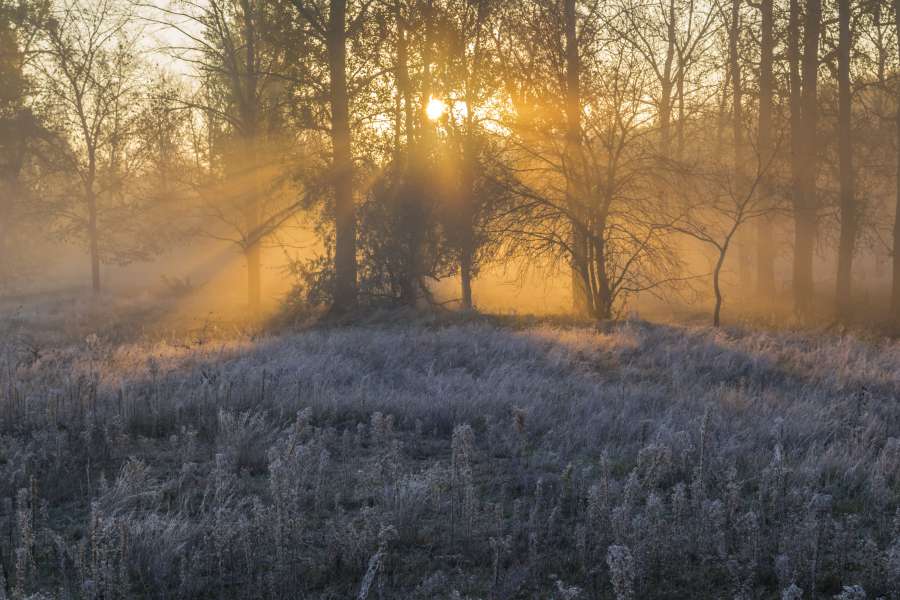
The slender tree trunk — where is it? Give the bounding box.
[594,223,612,319]
[716,62,730,155]
[676,60,685,161]
[328,0,357,313]
[0,160,19,283]
[0,177,12,281]
[564,0,590,316]
[459,132,476,310]
[893,0,900,323]
[86,183,101,293]
[659,0,676,160]
[756,0,777,296]
[246,243,261,313]
[460,248,474,310]
[457,0,487,311]
[713,249,727,327]
[792,0,820,318]
[244,131,263,315]
[730,0,751,283]
[835,0,855,319]
[245,193,261,314]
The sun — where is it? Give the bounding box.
[426,97,446,121]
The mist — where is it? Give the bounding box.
[3,0,900,598]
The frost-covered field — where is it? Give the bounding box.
[1,297,900,598]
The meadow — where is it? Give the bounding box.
[1,293,899,599]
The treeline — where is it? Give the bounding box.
[1,0,900,326]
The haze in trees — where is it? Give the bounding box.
[5,1,900,599]
[0,0,895,327]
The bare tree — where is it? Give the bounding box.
[893,0,900,324]
[755,0,776,297]
[142,0,306,314]
[35,0,145,292]
[834,0,856,319]
[791,0,821,318]
[668,148,776,326]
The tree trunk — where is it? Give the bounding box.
[893,0,900,323]
[0,180,11,281]
[835,0,855,319]
[730,0,750,284]
[328,0,357,313]
[86,185,101,293]
[245,172,261,315]
[792,0,820,318]
[246,243,261,314]
[245,133,263,315]
[459,132,477,311]
[713,249,726,327]
[593,227,613,320]
[756,0,776,297]
[460,250,474,310]
[457,0,487,312]
[659,0,676,160]
[564,0,590,316]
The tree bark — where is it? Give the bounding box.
[459,131,476,311]
[713,248,727,327]
[245,182,262,314]
[87,186,101,293]
[659,0,677,160]
[792,0,820,318]
[328,0,357,313]
[564,0,590,316]
[835,0,855,319]
[756,0,776,296]
[893,0,900,323]
[457,0,487,311]
[730,0,749,283]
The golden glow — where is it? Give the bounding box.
[451,100,469,121]
[426,97,446,121]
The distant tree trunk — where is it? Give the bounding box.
[659,0,676,160]
[835,0,855,319]
[0,176,14,282]
[245,193,261,314]
[0,187,7,264]
[564,0,590,316]
[592,220,613,319]
[328,0,357,313]
[792,0,820,318]
[893,0,900,323]
[713,246,727,327]
[675,56,685,160]
[716,62,730,155]
[756,0,776,297]
[86,175,101,293]
[0,118,24,284]
[459,134,476,310]
[729,0,746,278]
[457,0,487,312]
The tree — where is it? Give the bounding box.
[144,0,308,314]
[668,149,775,326]
[35,0,146,292]
[495,1,683,319]
[893,0,900,324]
[792,0,821,318]
[755,0,777,297]
[441,0,493,310]
[290,0,376,314]
[0,2,29,286]
[834,0,855,319]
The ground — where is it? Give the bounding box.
[0,291,899,599]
